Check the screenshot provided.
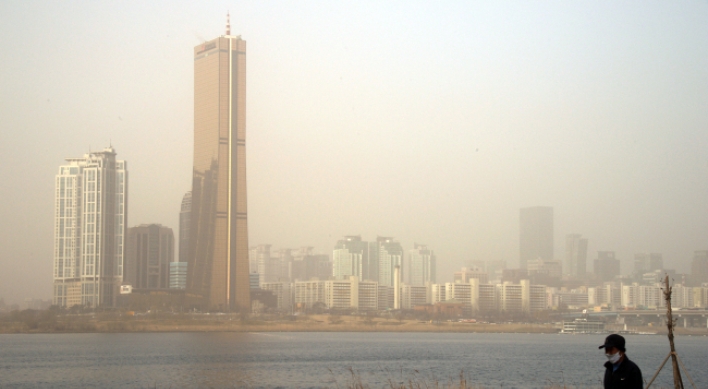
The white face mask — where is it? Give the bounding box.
[606,351,621,364]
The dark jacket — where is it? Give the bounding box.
[603,355,643,389]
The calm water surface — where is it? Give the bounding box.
[1,332,706,388]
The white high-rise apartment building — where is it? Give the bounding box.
[407,243,436,286]
[332,236,365,280]
[53,147,127,308]
[377,237,403,287]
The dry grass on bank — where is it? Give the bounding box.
[0,313,561,334]
[2,311,708,336]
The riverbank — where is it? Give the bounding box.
[0,314,553,334]
[3,313,708,335]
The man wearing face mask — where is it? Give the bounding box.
[599,334,643,388]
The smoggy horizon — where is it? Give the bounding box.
[1,1,707,304]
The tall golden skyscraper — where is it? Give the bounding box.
[187,15,250,311]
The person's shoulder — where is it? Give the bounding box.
[623,356,642,372]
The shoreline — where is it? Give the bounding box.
[3,315,708,335]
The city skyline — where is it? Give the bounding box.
[2,3,708,303]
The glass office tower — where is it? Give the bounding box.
[187,19,250,311]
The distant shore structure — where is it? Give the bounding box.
[186,15,250,311]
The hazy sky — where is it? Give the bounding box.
[1,1,707,304]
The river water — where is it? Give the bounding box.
[1,332,706,388]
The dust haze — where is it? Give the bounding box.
[0,1,707,304]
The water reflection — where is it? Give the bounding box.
[1,332,706,388]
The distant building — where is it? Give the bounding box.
[274,248,294,282]
[250,289,277,311]
[695,286,708,308]
[565,234,588,277]
[294,280,327,310]
[376,237,403,287]
[690,250,708,286]
[125,224,174,289]
[401,284,428,309]
[497,280,546,314]
[621,284,663,309]
[357,280,379,311]
[260,282,292,311]
[249,273,260,290]
[178,192,191,264]
[251,245,276,284]
[430,283,446,304]
[671,285,695,309]
[52,147,127,308]
[292,277,379,311]
[291,248,331,281]
[407,244,436,286]
[453,267,488,284]
[471,260,507,284]
[477,283,499,313]
[642,269,675,285]
[500,282,524,313]
[634,253,663,279]
[378,285,394,310]
[501,268,528,284]
[169,262,187,289]
[594,251,620,283]
[526,258,562,286]
[23,298,51,310]
[445,282,472,313]
[519,206,554,269]
[333,236,368,280]
[430,279,546,315]
[553,289,590,309]
[588,284,621,308]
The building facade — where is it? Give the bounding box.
[634,253,663,279]
[690,250,708,286]
[407,243,436,286]
[594,251,620,283]
[333,236,367,280]
[401,284,428,309]
[124,224,174,289]
[178,191,191,263]
[170,262,188,289]
[291,250,331,282]
[565,234,588,277]
[53,147,127,308]
[261,282,292,311]
[526,258,562,285]
[454,267,489,284]
[186,19,250,311]
[519,206,554,269]
[376,237,403,287]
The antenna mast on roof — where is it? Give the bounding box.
[226,11,231,35]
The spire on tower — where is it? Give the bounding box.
[226,11,231,35]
